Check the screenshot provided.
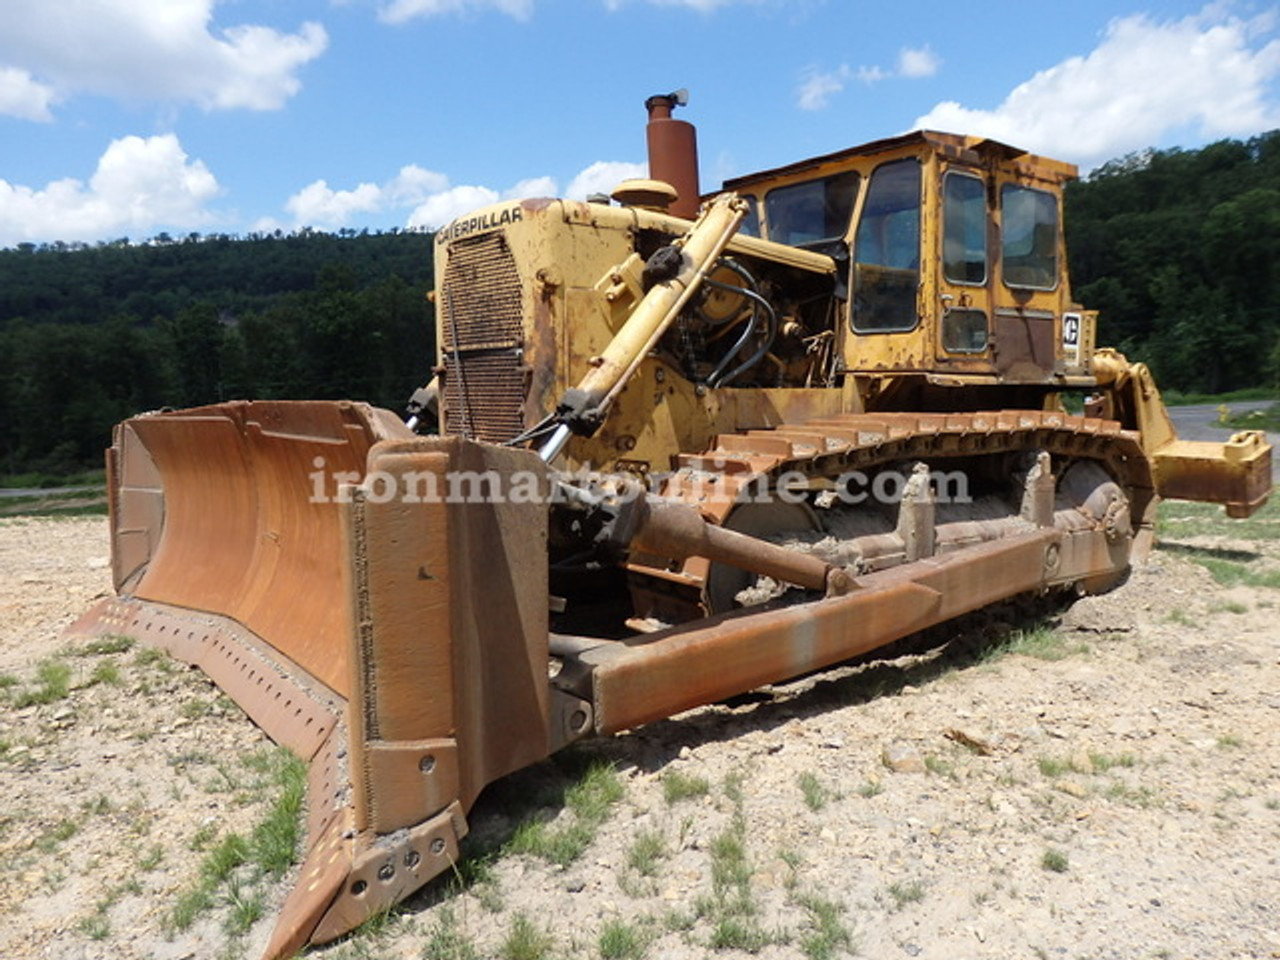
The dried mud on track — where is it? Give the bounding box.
[1,511,1278,960]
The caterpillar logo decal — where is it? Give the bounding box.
[436,205,524,244]
[1062,312,1081,364]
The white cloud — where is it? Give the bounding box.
[0,134,219,246]
[912,7,1280,169]
[248,215,288,236]
[565,161,648,200]
[407,186,502,229]
[386,165,451,204]
[285,165,452,228]
[603,0,783,11]
[897,44,940,79]
[797,65,851,111]
[280,160,638,233]
[0,67,57,121]
[639,0,740,9]
[382,0,786,17]
[0,0,327,117]
[504,176,558,199]
[200,22,328,110]
[286,180,385,227]
[797,45,940,110]
[378,0,533,24]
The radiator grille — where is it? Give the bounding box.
[440,232,528,443]
[443,351,527,442]
[441,233,524,351]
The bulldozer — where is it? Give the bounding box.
[69,92,1271,958]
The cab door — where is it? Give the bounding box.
[935,166,994,368]
[991,182,1060,381]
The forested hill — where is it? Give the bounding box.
[2,132,1278,476]
[0,229,436,475]
[1065,130,1280,395]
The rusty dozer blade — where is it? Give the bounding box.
[66,402,556,957]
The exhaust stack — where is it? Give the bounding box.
[645,90,700,219]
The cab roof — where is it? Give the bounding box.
[721,130,1079,192]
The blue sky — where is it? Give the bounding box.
[1,0,1278,248]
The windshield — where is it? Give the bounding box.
[764,170,860,247]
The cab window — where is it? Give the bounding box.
[764,170,859,247]
[852,158,921,332]
[1002,185,1058,290]
[738,195,761,237]
[943,172,987,285]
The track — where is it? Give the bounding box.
[628,410,1155,622]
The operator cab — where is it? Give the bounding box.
[721,131,1095,388]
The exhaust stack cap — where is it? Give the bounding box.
[645,89,689,115]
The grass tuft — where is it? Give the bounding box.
[796,892,853,960]
[709,915,773,952]
[12,658,72,707]
[885,880,926,910]
[500,912,554,960]
[36,819,78,853]
[167,746,306,936]
[77,635,135,656]
[223,874,265,935]
[508,761,623,867]
[627,827,666,877]
[798,771,836,811]
[250,750,307,877]
[598,918,648,960]
[423,906,478,960]
[856,779,884,798]
[1041,848,1069,873]
[662,769,710,805]
[997,625,1086,662]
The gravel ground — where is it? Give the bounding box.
[1,510,1278,960]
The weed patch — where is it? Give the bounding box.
[76,635,135,656]
[500,912,554,960]
[662,769,710,805]
[885,880,926,910]
[12,659,72,707]
[423,906,479,960]
[984,624,1086,663]
[798,771,836,811]
[795,891,853,960]
[508,762,623,867]
[598,917,649,960]
[1041,848,1069,873]
[166,746,306,944]
[691,771,780,952]
[627,826,666,877]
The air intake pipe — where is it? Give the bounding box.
[646,89,700,220]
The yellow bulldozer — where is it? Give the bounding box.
[69,92,1271,957]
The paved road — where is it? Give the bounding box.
[1166,401,1278,481]
[1166,401,1273,442]
[0,484,101,499]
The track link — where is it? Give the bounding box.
[628,410,1157,620]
